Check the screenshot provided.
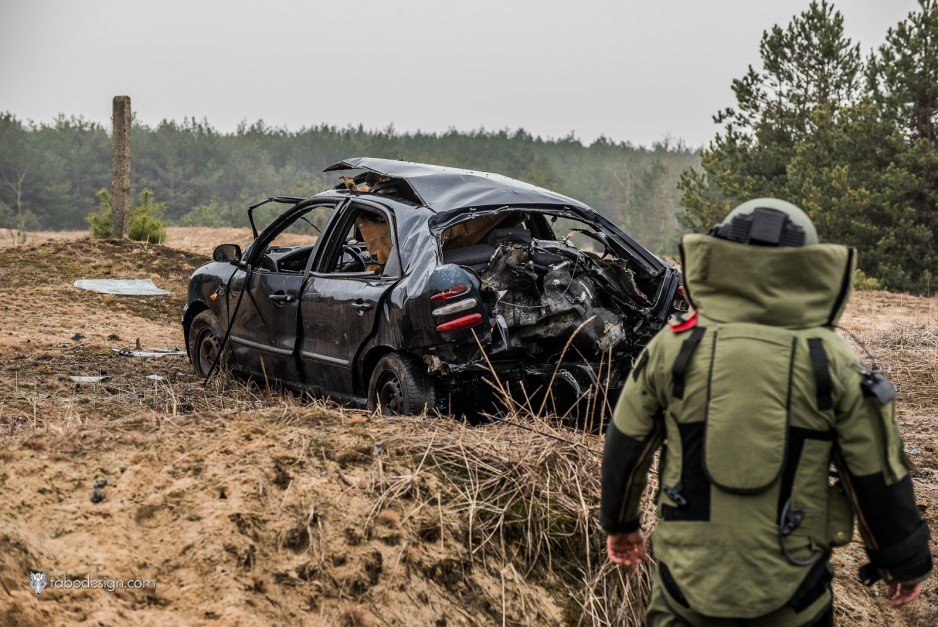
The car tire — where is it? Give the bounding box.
[367,353,436,416]
[189,310,224,378]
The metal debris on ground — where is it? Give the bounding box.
[73,279,171,296]
[112,347,185,360]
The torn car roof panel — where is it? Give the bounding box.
[324,157,590,213]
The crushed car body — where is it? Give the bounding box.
[182,157,685,418]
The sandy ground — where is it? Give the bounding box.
[0,233,935,625]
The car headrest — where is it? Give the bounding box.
[487,228,532,247]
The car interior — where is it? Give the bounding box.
[439,211,609,272]
[257,205,334,273]
[253,200,398,279]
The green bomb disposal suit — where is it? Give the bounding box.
[600,234,932,625]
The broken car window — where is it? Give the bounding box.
[259,205,336,273]
[325,210,396,276]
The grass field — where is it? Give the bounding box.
[0,232,934,625]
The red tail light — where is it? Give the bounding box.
[436,313,483,333]
[430,284,469,302]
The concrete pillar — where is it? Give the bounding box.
[111,96,131,238]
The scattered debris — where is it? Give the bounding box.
[112,347,185,360]
[71,333,85,341]
[90,478,108,504]
[74,279,171,296]
[146,374,165,381]
[906,448,921,457]
[68,375,112,384]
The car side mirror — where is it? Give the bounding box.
[213,243,242,263]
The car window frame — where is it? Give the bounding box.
[243,199,343,271]
[308,199,403,281]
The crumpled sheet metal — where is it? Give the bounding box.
[480,242,646,356]
[74,279,170,296]
[325,157,590,213]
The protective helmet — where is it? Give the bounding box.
[710,198,818,247]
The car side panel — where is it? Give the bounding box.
[299,275,394,395]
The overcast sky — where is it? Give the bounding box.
[0,0,920,147]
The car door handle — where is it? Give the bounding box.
[269,292,295,303]
[350,300,373,311]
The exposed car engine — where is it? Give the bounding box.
[478,236,656,361]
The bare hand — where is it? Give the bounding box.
[887,582,922,608]
[607,531,645,569]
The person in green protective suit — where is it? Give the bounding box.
[600,199,932,626]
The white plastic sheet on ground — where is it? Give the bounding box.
[73,279,170,296]
[112,348,185,359]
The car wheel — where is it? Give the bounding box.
[189,310,224,378]
[367,353,436,416]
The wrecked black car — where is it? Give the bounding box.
[183,158,684,418]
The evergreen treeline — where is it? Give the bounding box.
[0,114,697,255]
[680,0,938,294]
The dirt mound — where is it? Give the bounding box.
[0,403,602,624]
[0,237,935,625]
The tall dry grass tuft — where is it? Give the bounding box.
[369,330,655,625]
[371,412,655,625]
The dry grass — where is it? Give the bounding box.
[370,412,653,625]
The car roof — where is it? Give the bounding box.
[323,157,592,214]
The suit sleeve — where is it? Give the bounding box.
[833,359,932,586]
[600,337,665,534]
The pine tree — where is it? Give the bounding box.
[679,1,862,232]
[679,0,937,293]
[869,0,938,142]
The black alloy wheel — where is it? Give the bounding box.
[375,370,404,416]
[367,352,436,416]
[189,310,224,378]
